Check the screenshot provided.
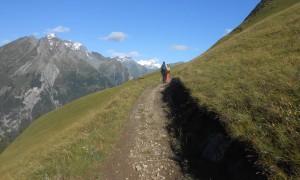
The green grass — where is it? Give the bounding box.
[0,72,160,179]
[172,1,300,179]
[214,0,300,48]
[1,0,299,179]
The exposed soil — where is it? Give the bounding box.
[102,84,184,179]
[101,79,268,180]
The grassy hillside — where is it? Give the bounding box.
[173,0,300,179]
[215,0,300,47]
[0,72,160,179]
[0,0,299,179]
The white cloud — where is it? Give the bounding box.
[45,25,70,34]
[170,44,199,52]
[108,50,126,57]
[1,40,10,44]
[136,58,161,69]
[32,32,40,36]
[225,28,233,35]
[101,32,127,42]
[128,51,140,57]
[170,45,188,51]
[108,50,140,57]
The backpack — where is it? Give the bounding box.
[161,64,167,72]
[166,66,171,73]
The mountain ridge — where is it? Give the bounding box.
[0,34,154,150]
[1,0,299,179]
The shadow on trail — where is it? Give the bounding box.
[162,78,268,180]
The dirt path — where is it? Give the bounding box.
[102,84,184,179]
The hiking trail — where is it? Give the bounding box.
[102,84,184,179]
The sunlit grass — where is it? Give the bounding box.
[172,2,300,178]
[0,0,299,179]
[0,72,160,179]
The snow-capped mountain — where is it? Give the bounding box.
[115,55,132,63]
[115,56,159,77]
[47,33,82,50]
[0,34,135,150]
[136,59,161,70]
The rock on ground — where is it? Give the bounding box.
[101,84,184,179]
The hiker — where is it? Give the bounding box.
[166,64,171,83]
[160,62,167,83]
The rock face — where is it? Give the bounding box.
[0,34,143,148]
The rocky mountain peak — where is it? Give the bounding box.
[47,33,56,39]
[0,34,158,151]
[115,56,134,63]
[40,34,84,52]
[0,35,134,149]
[136,60,161,70]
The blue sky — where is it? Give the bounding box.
[0,0,260,64]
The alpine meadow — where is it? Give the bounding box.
[0,0,299,179]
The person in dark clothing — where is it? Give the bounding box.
[160,62,167,83]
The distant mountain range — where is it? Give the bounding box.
[115,56,156,78]
[0,34,158,149]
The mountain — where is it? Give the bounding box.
[135,59,161,70]
[0,34,133,149]
[115,56,156,78]
[1,0,299,179]
[172,0,300,179]
[169,62,184,67]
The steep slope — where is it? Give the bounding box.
[0,0,299,179]
[214,0,300,47]
[172,0,300,178]
[0,34,131,151]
